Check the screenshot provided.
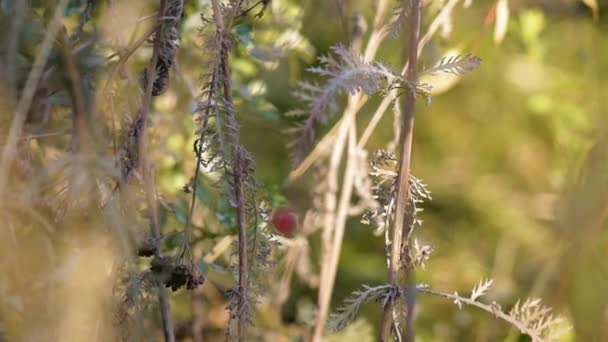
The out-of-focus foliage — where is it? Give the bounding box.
[0,0,606,341]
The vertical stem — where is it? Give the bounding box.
[312,102,359,342]
[138,1,175,341]
[234,148,248,342]
[158,288,176,342]
[58,28,89,152]
[209,1,248,339]
[311,3,390,340]
[191,246,205,342]
[380,0,421,341]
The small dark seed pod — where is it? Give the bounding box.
[137,236,159,257]
[166,264,191,291]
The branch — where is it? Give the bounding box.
[417,287,566,342]
[208,1,250,340]
[58,27,89,152]
[137,1,176,341]
[358,0,462,150]
[233,147,249,342]
[381,0,422,341]
[102,22,161,97]
[311,2,391,340]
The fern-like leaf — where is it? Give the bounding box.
[470,278,493,301]
[386,0,411,38]
[287,45,397,165]
[418,284,569,342]
[362,151,431,236]
[420,54,481,76]
[329,284,399,332]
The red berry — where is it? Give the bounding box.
[271,207,298,237]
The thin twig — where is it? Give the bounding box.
[209,1,250,340]
[233,148,249,342]
[58,27,89,152]
[0,0,69,204]
[358,0,461,150]
[190,245,205,342]
[102,22,161,97]
[137,1,175,341]
[380,0,422,341]
[416,287,549,341]
[312,98,359,342]
[311,2,390,340]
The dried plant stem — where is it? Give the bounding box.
[102,22,161,96]
[359,0,461,150]
[312,100,360,342]
[136,1,175,341]
[209,1,249,340]
[233,148,249,342]
[190,246,205,342]
[416,287,548,341]
[311,2,390,340]
[418,0,460,56]
[357,93,393,148]
[58,28,89,152]
[380,0,422,341]
[0,0,69,204]
[143,163,175,342]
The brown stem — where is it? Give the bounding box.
[233,148,249,342]
[102,22,161,96]
[191,246,205,342]
[380,0,422,341]
[137,1,175,341]
[58,27,89,152]
[310,3,390,341]
[209,1,249,339]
